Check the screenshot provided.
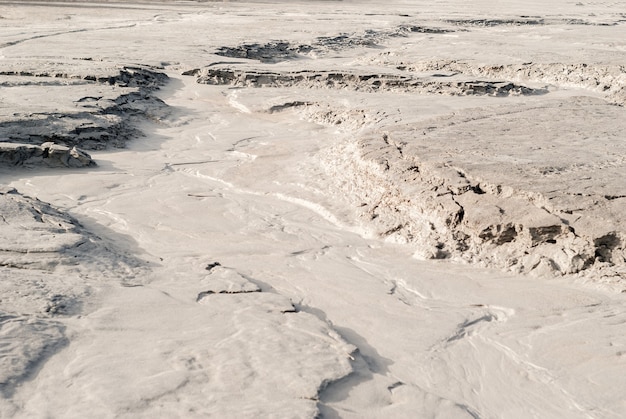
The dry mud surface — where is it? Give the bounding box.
[1,1,626,418]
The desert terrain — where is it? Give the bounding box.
[1,0,625,417]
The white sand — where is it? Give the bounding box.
[1,1,625,417]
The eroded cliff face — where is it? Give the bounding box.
[315,101,626,279]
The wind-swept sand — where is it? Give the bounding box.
[1,1,625,417]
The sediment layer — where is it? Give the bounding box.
[0,65,170,167]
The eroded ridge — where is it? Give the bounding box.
[444,16,626,27]
[192,67,546,97]
[381,59,626,106]
[316,99,626,283]
[0,65,170,167]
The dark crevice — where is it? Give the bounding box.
[195,288,261,302]
[268,101,313,113]
[205,261,221,271]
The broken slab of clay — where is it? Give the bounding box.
[0,142,95,168]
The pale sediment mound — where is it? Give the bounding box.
[0,187,145,403]
[192,265,356,415]
[0,187,142,273]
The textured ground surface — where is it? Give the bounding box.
[1,1,625,418]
